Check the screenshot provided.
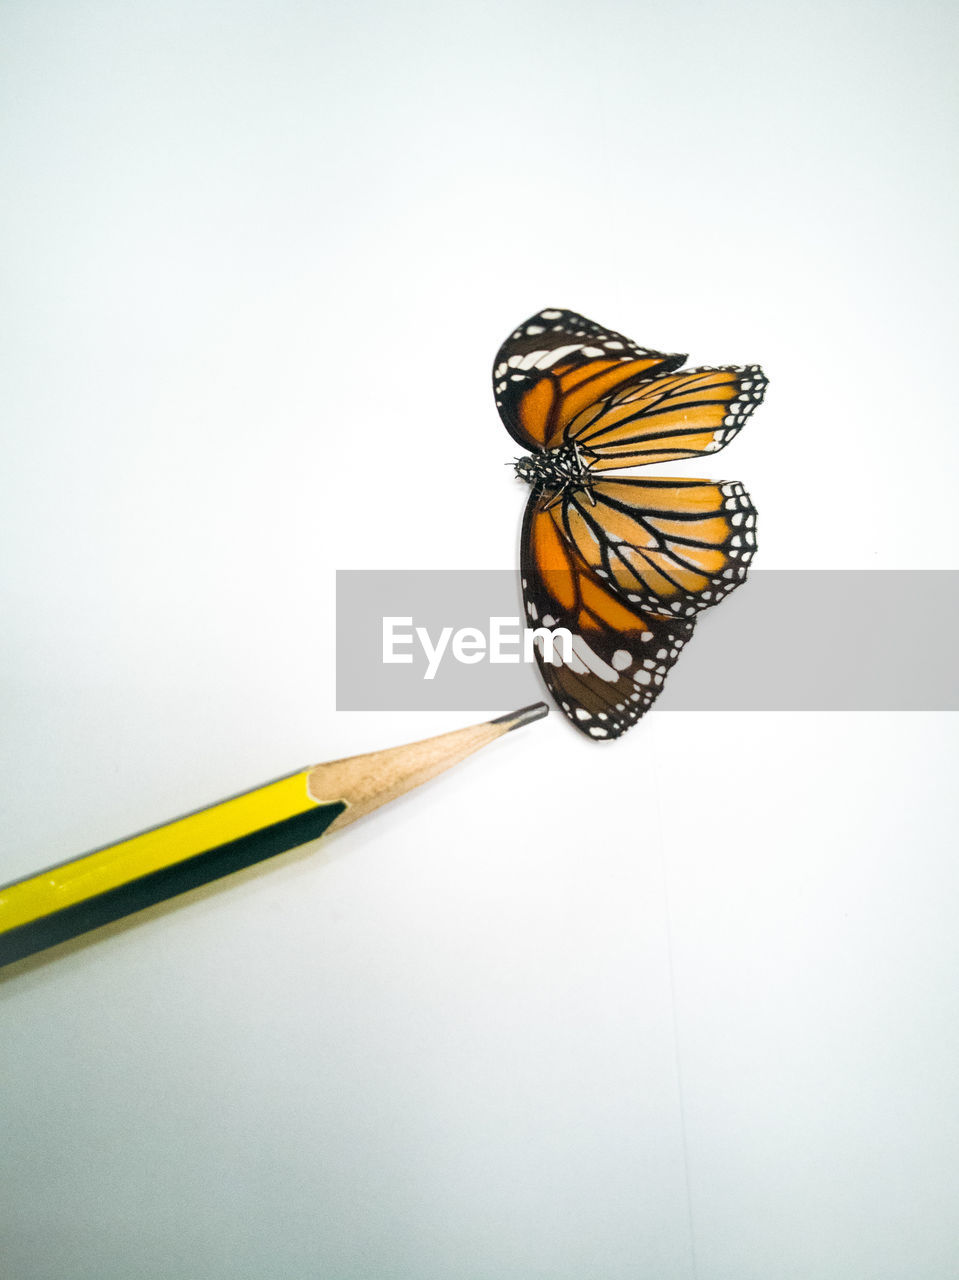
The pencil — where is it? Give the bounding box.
[0,703,548,968]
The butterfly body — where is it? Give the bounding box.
[513,441,596,506]
[493,308,767,740]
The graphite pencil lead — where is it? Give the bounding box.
[491,702,550,731]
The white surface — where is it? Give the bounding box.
[2,3,957,1277]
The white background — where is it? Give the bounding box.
[2,2,958,1277]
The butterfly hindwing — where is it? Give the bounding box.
[568,365,768,469]
[557,476,758,619]
[493,308,686,453]
[521,493,696,739]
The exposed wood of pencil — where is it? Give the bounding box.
[0,703,549,968]
[312,701,550,831]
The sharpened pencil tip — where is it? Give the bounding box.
[490,702,550,732]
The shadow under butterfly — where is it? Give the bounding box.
[493,308,767,740]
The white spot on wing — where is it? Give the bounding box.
[534,343,580,369]
[571,635,619,682]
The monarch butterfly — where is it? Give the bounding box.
[493,308,767,739]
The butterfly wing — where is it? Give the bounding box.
[521,491,696,739]
[493,308,686,453]
[567,365,768,468]
[558,476,757,618]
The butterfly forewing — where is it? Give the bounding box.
[493,308,686,453]
[521,494,696,739]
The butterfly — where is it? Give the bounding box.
[493,308,767,739]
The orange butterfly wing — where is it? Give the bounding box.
[556,476,757,618]
[520,495,696,739]
[568,365,768,469]
[493,308,685,452]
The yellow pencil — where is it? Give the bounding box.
[0,703,548,968]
